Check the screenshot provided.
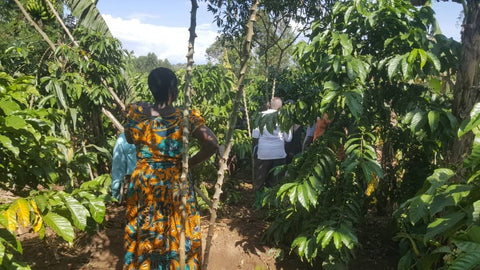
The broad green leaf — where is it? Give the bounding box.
[0,99,20,114]
[345,91,363,119]
[401,57,409,79]
[419,49,428,68]
[4,115,27,130]
[426,51,441,71]
[426,168,455,193]
[407,49,418,63]
[0,228,21,253]
[297,184,308,210]
[473,200,480,223]
[449,240,480,270]
[411,111,427,133]
[288,185,298,206]
[321,229,334,249]
[291,236,307,257]
[87,198,106,223]
[323,81,340,91]
[459,103,480,137]
[61,194,90,230]
[387,55,402,79]
[321,90,338,108]
[464,137,480,168]
[277,182,296,201]
[42,212,74,243]
[430,185,471,215]
[339,34,353,56]
[465,225,480,243]
[0,134,19,156]
[333,231,342,249]
[407,194,432,225]
[0,242,4,265]
[302,181,318,208]
[428,110,440,133]
[424,212,465,243]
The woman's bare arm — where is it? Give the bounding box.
[190,125,218,168]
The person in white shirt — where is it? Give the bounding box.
[252,97,293,192]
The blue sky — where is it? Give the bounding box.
[96,0,463,65]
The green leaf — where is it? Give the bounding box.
[323,81,340,91]
[407,194,433,225]
[419,49,428,68]
[0,134,19,157]
[387,55,402,79]
[4,115,27,130]
[426,51,441,71]
[42,212,75,242]
[321,229,334,249]
[430,185,471,215]
[449,240,480,270]
[321,90,338,108]
[339,34,353,56]
[459,103,480,137]
[297,184,308,210]
[464,137,480,168]
[345,91,363,119]
[61,194,90,230]
[424,212,465,243]
[0,99,20,114]
[407,49,418,63]
[0,228,21,253]
[426,168,455,193]
[428,110,440,133]
[473,200,480,223]
[411,111,427,133]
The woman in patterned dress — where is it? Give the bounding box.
[123,67,218,269]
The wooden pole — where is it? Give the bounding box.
[179,1,198,268]
[202,1,260,269]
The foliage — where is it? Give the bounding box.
[394,103,480,270]
[0,72,70,192]
[0,174,112,269]
[132,52,175,74]
[261,0,460,266]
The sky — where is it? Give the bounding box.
[96,0,464,65]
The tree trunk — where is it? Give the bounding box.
[449,0,480,170]
[201,1,260,269]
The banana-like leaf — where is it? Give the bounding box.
[65,0,112,37]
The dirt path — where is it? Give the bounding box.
[17,181,397,270]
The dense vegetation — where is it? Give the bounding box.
[0,0,479,269]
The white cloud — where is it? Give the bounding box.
[103,14,218,64]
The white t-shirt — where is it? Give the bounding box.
[252,109,292,160]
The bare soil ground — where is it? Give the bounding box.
[16,179,398,270]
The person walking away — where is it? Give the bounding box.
[111,132,136,203]
[123,67,218,269]
[252,97,292,207]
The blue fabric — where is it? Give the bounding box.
[111,133,137,199]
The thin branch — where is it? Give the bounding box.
[202,1,260,269]
[179,0,198,268]
[13,0,56,51]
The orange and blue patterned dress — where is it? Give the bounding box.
[123,103,204,270]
